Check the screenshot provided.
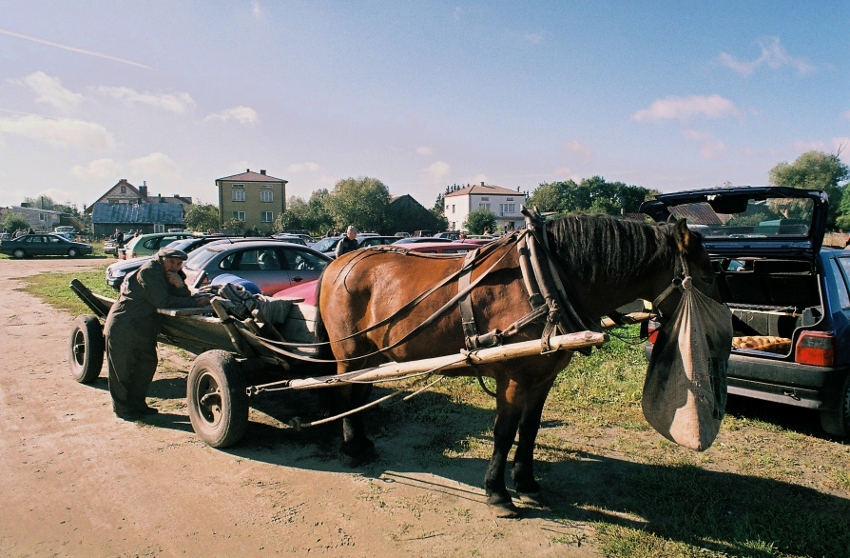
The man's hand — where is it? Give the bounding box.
[194,294,214,307]
[166,271,185,288]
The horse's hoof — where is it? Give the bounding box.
[518,491,546,506]
[338,446,377,468]
[489,501,520,518]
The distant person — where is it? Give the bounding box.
[28,228,35,234]
[335,225,359,257]
[113,228,125,247]
[483,227,491,235]
[459,232,467,241]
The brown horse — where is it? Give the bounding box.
[316,214,720,517]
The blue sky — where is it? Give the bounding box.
[0,1,848,210]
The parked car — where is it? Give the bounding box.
[270,233,308,246]
[105,235,230,290]
[0,233,93,258]
[405,241,478,254]
[433,231,461,240]
[311,235,343,254]
[355,235,401,248]
[122,231,197,259]
[182,240,332,295]
[313,235,400,258]
[640,186,850,436]
[392,237,455,245]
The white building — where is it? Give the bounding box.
[443,182,527,232]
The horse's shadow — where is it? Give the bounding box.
[134,375,850,555]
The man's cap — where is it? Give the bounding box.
[157,247,188,260]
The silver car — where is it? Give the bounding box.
[182,240,332,295]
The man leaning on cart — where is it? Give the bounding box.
[105,247,212,420]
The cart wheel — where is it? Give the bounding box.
[187,350,248,448]
[820,373,850,436]
[69,314,104,383]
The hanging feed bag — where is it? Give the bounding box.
[643,279,733,451]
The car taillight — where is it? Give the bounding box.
[647,319,661,345]
[795,331,835,367]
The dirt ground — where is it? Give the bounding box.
[0,257,598,558]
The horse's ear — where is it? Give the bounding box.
[675,218,692,254]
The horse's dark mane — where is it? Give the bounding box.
[546,213,678,284]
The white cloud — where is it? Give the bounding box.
[286,161,322,173]
[10,71,83,112]
[524,32,545,44]
[718,37,815,77]
[472,174,488,185]
[792,140,828,152]
[682,129,728,158]
[98,86,195,113]
[416,146,432,156]
[128,152,181,179]
[0,114,115,151]
[204,106,259,124]
[424,160,451,180]
[631,95,738,123]
[841,110,850,120]
[252,0,263,18]
[72,158,122,179]
[561,139,592,161]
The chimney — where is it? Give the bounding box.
[246,168,250,173]
[139,181,148,198]
[481,181,485,186]
[260,169,266,175]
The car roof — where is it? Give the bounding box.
[202,239,330,255]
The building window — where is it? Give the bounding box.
[39,213,47,221]
[232,211,245,221]
[261,211,273,223]
[260,190,274,202]
[451,205,455,213]
[232,184,245,202]
[481,197,489,201]
[120,186,126,193]
[479,203,490,211]
[506,197,514,201]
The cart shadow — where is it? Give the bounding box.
[206,387,850,555]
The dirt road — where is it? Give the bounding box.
[0,257,597,557]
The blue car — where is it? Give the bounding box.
[641,186,850,436]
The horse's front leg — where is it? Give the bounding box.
[511,372,558,503]
[484,376,523,517]
[336,382,376,467]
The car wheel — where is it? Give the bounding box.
[69,315,105,383]
[12,248,26,259]
[187,350,248,448]
[68,248,79,258]
[820,373,850,436]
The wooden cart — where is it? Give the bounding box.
[69,279,607,448]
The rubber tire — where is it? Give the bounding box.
[69,315,105,383]
[68,248,79,258]
[187,350,248,448]
[12,248,26,259]
[820,373,850,436]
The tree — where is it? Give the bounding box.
[769,151,849,228]
[183,203,220,232]
[2,211,29,233]
[464,208,497,234]
[527,177,652,216]
[23,195,56,210]
[324,177,392,233]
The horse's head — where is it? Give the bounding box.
[653,218,722,320]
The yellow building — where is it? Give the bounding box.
[216,169,287,232]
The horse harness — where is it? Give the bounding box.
[457,207,599,355]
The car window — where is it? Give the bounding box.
[281,248,328,272]
[835,259,850,310]
[48,236,62,244]
[26,236,42,243]
[312,237,340,252]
